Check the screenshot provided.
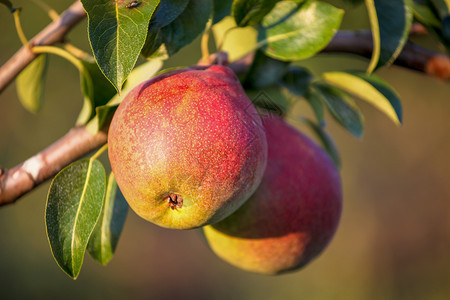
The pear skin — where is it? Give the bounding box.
[203,116,342,274]
[108,65,268,229]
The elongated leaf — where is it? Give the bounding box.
[212,16,257,61]
[323,71,402,125]
[429,0,450,18]
[244,50,290,89]
[364,0,380,73]
[302,118,341,168]
[413,0,441,27]
[366,0,413,72]
[413,0,450,50]
[88,173,128,266]
[313,82,364,138]
[305,89,325,125]
[81,0,159,92]
[142,0,212,58]
[16,54,48,113]
[150,0,189,27]
[281,65,313,98]
[86,59,163,134]
[46,159,106,279]
[213,0,233,24]
[258,0,343,61]
[232,0,277,26]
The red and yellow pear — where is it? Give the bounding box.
[203,116,342,274]
[108,65,268,229]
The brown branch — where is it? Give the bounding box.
[324,31,450,80]
[0,127,107,206]
[0,2,449,207]
[0,1,86,93]
[0,57,249,207]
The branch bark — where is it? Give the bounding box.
[0,127,107,206]
[324,31,450,80]
[0,2,449,206]
[0,1,86,92]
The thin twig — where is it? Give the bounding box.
[0,1,86,93]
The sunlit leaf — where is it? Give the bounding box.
[81,0,160,92]
[16,54,48,113]
[46,159,106,279]
[258,0,343,61]
[322,71,402,125]
[212,17,257,61]
[87,173,128,266]
[365,0,413,72]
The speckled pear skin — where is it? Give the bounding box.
[203,116,342,274]
[108,65,268,229]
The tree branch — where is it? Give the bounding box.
[0,2,449,206]
[324,31,450,80]
[0,1,86,92]
[0,127,107,206]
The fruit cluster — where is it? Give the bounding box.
[108,65,342,275]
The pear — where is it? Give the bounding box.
[203,116,342,274]
[108,65,268,229]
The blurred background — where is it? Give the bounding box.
[1,1,449,299]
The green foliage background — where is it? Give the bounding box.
[0,0,450,299]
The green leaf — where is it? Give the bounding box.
[365,0,413,72]
[302,118,341,168]
[212,16,257,61]
[322,71,402,125]
[150,0,189,27]
[81,0,160,93]
[281,65,313,98]
[16,54,48,113]
[244,50,290,89]
[0,0,13,11]
[46,159,106,279]
[213,0,233,24]
[313,82,364,138]
[258,0,344,61]
[364,0,380,73]
[429,0,450,18]
[305,89,325,125]
[87,173,128,266]
[413,0,441,27]
[83,60,118,108]
[77,60,118,125]
[142,0,212,58]
[106,58,163,107]
[232,0,277,27]
[86,58,163,134]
